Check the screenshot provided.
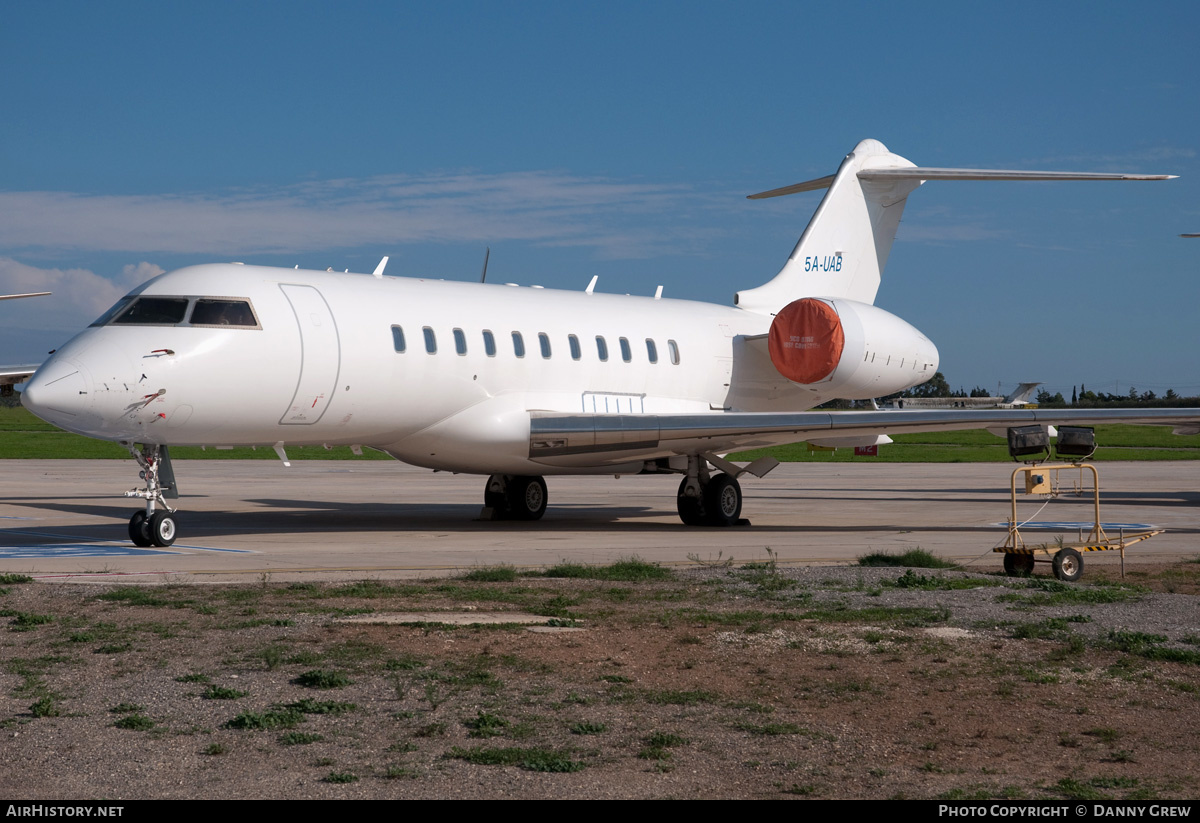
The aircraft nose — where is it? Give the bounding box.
[22,362,92,426]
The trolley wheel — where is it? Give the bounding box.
[1052,547,1083,583]
[1003,552,1035,577]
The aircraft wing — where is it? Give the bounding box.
[0,364,41,393]
[528,407,1200,463]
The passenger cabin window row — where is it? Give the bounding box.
[390,325,681,365]
[92,296,260,328]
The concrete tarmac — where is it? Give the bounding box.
[0,459,1196,582]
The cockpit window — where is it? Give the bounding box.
[90,297,135,327]
[111,297,190,325]
[93,295,262,328]
[190,299,258,327]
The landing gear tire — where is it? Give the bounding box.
[1003,552,1035,577]
[484,475,507,512]
[676,478,706,526]
[1052,547,1083,583]
[506,475,547,521]
[128,511,152,547]
[703,473,742,527]
[148,511,177,547]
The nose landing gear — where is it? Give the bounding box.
[124,444,178,547]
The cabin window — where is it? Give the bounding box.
[391,325,406,352]
[453,328,467,355]
[668,339,680,365]
[619,337,631,363]
[423,327,437,354]
[483,330,496,357]
[595,336,608,362]
[539,333,552,359]
[646,338,658,364]
[512,331,525,358]
[568,334,581,361]
[190,299,258,327]
[110,297,190,325]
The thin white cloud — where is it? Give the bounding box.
[0,172,705,260]
[0,258,162,331]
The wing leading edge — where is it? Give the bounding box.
[528,408,1200,464]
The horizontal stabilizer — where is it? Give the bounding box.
[860,168,1176,183]
[747,175,836,199]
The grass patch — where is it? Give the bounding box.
[175,673,210,683]
[202,685,248,700]
[283,698,357,715]
[29,697,61,718]
[323,771,358,784]
[0,574,33,584]
[461,565,519,582]
[109,702,144,714]
[1102,631,1200,665]
[464,710,509,738]
[293,669,353,689]
[113,714,155,731]
[537,556,671,582]
[448,746,585,773]
[569,721,606,735]
[224,708,304,730]
[858,549,956,569]
[801,604,951,627]
[8,612,53,631]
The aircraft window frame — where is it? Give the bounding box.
[90,297,135,327]
[512,331,526,358]
[646,338,658,364]
[453,328,467,356]
[595,335,608,362]
[189,298,260,329]
[568,334,581,361]
[538,332,552,359]
[668,339,680,365]
[109,296,191,326]
[423,326,437,354]
[483,330,497,357]
[619,337,632,363]
[391,325,406,353]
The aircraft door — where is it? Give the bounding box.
[278,284,341,425]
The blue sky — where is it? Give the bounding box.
[2,1,1197,396]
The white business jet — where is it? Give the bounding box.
[18,140,1198,547]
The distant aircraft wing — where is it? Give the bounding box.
[528,408,1200,464]
[0,365,41,394]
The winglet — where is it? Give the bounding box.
[372,256,389,278]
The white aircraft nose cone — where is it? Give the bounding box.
[22,363,91,423]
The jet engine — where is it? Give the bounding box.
[767,297,939,399]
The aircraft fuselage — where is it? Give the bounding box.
[23,262,938,475]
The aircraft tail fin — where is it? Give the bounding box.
[1003,382,1042,405]
[734,139,1175,315]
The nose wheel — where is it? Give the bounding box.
[124,443,179,547]
[128,510,177,548]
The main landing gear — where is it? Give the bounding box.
[676,455,749,528]
[482,474,548,521]
[124,444,179,547]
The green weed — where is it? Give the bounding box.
[857,549,956,569]
[294,669,353,689]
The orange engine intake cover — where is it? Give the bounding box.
[767,298,845,384]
